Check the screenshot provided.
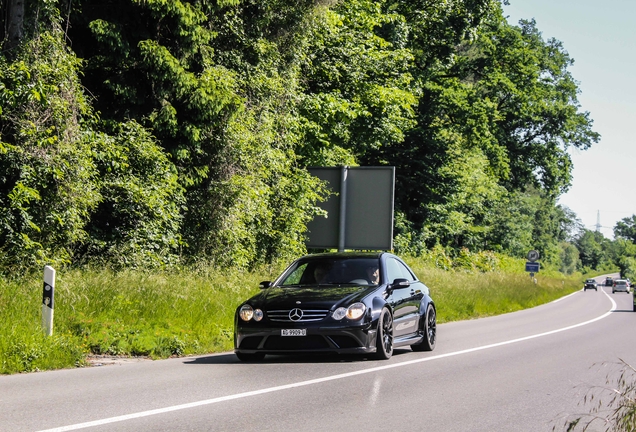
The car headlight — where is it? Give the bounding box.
[333,303,366,321]
[346,302,366,320]
[333,307,347,320]
[239,304,263,322]
[239,304,254,321]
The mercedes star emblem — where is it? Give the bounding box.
[289,308,303,321]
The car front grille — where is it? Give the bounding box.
[267,309,329,322]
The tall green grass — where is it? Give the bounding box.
[1,256,583,374]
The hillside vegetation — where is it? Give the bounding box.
[0,0,606,273]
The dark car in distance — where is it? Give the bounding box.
[583,279,597,291]
[605,277,614,287]
[234,252,436,361]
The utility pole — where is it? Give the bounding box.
[595,210,602,232]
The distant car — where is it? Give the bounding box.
[605,277,614,287]
[612,279,630,294]
[583,279,597,291]
[234,252,436,361]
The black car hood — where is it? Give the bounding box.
[253,285,374,310]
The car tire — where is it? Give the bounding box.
[412,303,436,352]
[633,303,636,312]
[373,307,393,360]
[235,352,265,362]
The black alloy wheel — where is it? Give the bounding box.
[374,307,393,360]
[236,352,266,362]
[412,303,436,352]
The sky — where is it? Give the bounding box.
[503,0,636,239]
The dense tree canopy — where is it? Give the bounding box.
[614,215,636,244]
[0,0,604,272]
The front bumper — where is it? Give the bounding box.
[234,321,377,355]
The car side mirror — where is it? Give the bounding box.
[259,281,272,289]
[390,278,410,289]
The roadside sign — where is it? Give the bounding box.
[306,166,395,251]
[527,250,540,262]
[525,262,540,273]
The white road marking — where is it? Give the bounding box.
[38,291,618,432]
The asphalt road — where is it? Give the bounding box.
[2,276,635,432]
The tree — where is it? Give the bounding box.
[2,0,25,51]
[0,13,99,270]
[369,3,598,254]
[614,215,636,244]
[574,229,611,270]
[66,0,328,266]
[559,241,580,275]
[451,13,600,196]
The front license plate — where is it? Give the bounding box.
[281,329,306,336]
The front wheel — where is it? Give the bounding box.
[373,307,393,360]
[412,303,436,352]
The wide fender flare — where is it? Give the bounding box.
[370,296,392,323]
[416,296,435,331]
[419,295,435,315]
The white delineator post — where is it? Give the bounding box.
[42,265,55,336]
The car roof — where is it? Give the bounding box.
[299,252,386,260]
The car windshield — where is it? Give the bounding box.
[279,257,381,286]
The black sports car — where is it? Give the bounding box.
[234,252,436,361]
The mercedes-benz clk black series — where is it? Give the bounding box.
[234,252,436,361]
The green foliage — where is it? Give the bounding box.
[80,121,185,269]
[574,229,613,271]
[0,0,603,272]
[0,26,99,271]
[614,215,636,244]
[611,240,636,280]
[297,0,417,166]
[67,0,327,267]
[455,12,600,195]
[559,242,580,275]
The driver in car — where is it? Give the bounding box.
[313,263,332,284]
[366,265,380,285]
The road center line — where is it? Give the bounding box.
[38,291,618,432]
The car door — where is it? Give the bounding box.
[385,258,422,338]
